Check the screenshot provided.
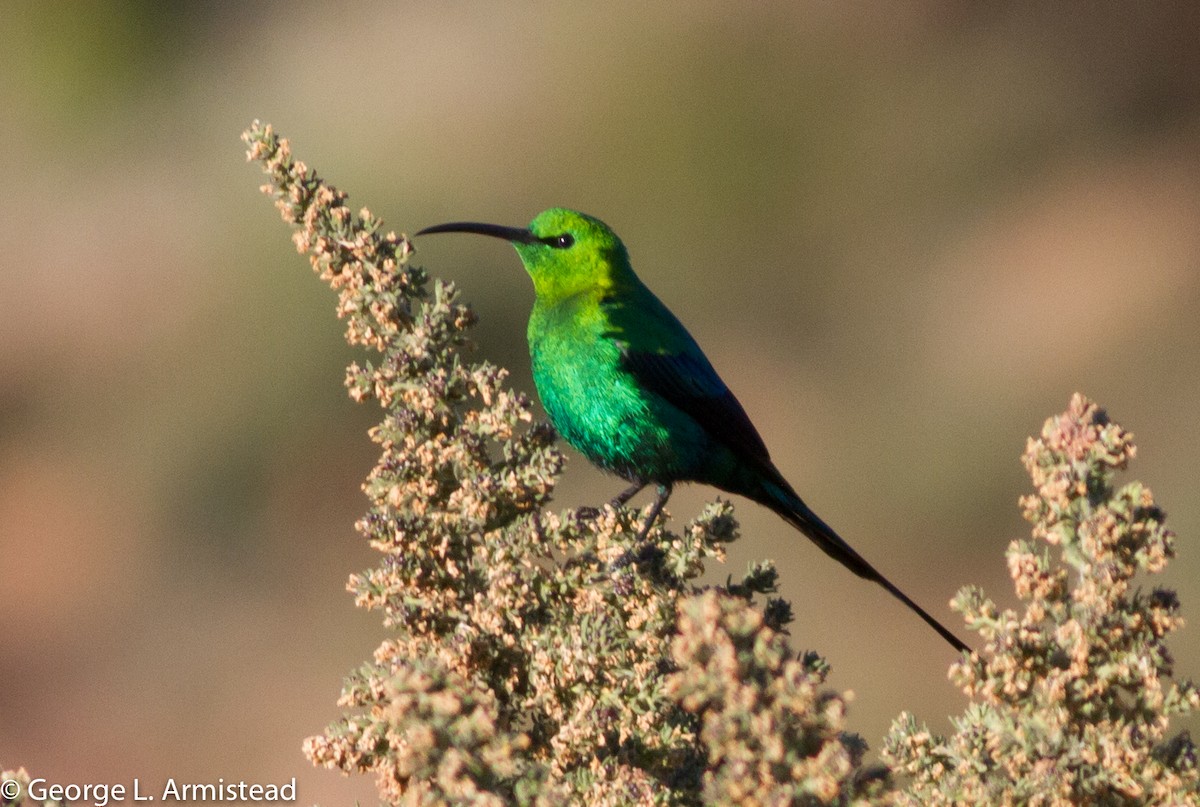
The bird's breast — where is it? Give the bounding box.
[527,305,690,479]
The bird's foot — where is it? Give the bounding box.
[610,481,648,509]
[608,539,665,575]
[572,481,651,526]
[573,506,602,522]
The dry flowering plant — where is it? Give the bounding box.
[885,394,1198,805]
[242,121,878,805]
[237,121,1198,806]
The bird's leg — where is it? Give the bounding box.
[608,483,674,574]
[634,483,672,544]
[576,480,647,522]
[610,481,647,509]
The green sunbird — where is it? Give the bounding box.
[416,208,968,653]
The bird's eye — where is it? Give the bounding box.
[551,233,574,249]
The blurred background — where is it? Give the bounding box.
[3,2,1198,801]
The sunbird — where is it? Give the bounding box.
[415,208,968,653]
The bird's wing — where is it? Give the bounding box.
[598,280,773,465]
[619,348,773,466]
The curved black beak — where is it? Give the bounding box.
[414,221,542,245]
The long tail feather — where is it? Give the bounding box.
[763,481,970,653]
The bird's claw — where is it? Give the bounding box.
[608,539,665,575]
[574,506,602,522]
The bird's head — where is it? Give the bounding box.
[415,207,632,302]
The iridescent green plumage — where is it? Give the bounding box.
[416,208,968,653]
